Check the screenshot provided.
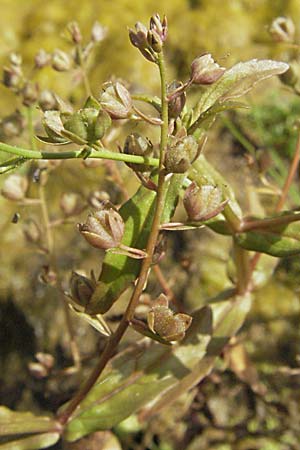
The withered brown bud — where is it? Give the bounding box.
[100,82,132,119]
[269,16,295,43]
[78,205,125,250]
[147,294,192,342]
[123,133,153,172]
[70,271,95,308]
[149,14,168,43]
[3,66,22,88]
[60,192,85,217]
[2,174,28,201]
[183,182,227,221]
[52,49,72,72]
[38,90,58,111]
[147,29,162,53]
[279,60,299,87]
[128,22,157,63]
[165,135,199,173]
[167,81,186,119]
[67,21,82,44]
[190,54,225,85]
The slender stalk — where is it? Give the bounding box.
[0,141,159,166]
[57,51,169,426]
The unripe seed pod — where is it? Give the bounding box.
[168,81,186,119]
[79,205,124,250]
[2,174,28,201]
[190,54,225,85]
[165,135,199,173]
[183,182,226,221]
[70,271,95,308]
[123,133,153,172]
[100,82,132,119]
[52,49,72,72]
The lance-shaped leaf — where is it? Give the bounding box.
[235,220,300,257]
[0,433,60,450]
[192,59,289,120]
[86,174,185,314]
[0,406,60,449]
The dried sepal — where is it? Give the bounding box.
[190,54,225,85]
[183,182,228,222]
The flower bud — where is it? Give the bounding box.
[123,133,153,171]
[70,271,95,308]
[67,21,82,44]
[149,14,168,43]
[147,29,162,53]
[269,16,295,43]
[60,192,85,217]
[3,66,22,88]
[23,219,41,244]
[91,21,107,42]
[22,82,39,106]
[52,49,72,72]
[38,90,58,111]
[78,205,125,250]
[190,54,225,85]
[100,82,132,119]
[167,81,186,119]
[147,294,192,342]
[165,135,199,173]
[183,182,227,221]
[34,49,51,68]
[2,174,28,201]
[0,110,25,138]
[129,22,157,63]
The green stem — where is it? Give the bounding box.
[233,242,251,295]
[0,141,159,166]
[57,51,169,427]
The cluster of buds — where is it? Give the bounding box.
[183,182,228,222]
[2,53,39,107]
[78,203,125,251]
[147,294,192,342]
[269,16,295,43]
[164,134,201,173]
[129,13,167,62]
[100,81,132,119]
[123,133,153,172]
[40,99,111,145]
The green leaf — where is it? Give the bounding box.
[86,174,185,314]
[0,433,59,450]
[235,220,300,257]
[64,293,252,440]
[0,407,59,437]
[193,59,289,119]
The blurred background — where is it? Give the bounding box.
[1,0,300,449]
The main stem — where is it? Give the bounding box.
[58,51,169,426]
